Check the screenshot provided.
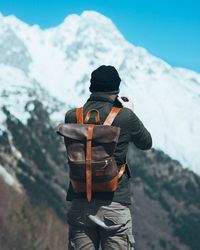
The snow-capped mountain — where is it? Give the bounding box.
[0,11,200,175]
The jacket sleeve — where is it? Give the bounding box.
[128,110,152,150]
[64,109,76,123]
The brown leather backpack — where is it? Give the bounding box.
[56,107,126,202]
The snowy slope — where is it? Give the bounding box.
[0,65,64,126]
[0,164,22,192]
[0,11,200,175]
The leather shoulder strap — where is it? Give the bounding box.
[103,107,121,126]
[118,164,126,179]
[86,124,94,202]
[76,107,83,124]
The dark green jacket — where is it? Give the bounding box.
[65,92,152,204]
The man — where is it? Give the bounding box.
[65,65,152,249]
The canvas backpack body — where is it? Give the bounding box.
[56,107,126,202]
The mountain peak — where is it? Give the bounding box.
[60,10,122,37]
[0,12,30,31]
[81,10,112,22]
[62,10,114,24]
[3,13,21,24]
[80,10,119,32]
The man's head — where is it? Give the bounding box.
[89,65,121,95]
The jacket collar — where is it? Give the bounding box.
[87,92,115,104]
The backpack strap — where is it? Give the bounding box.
[84,109,100,124]
[76,107,83,124]
[86,124,94,202]
[118,163,126,179]
[104,107,125,178]
[118,153,129,179]
[103,107,121,126]
[76,107,121,125]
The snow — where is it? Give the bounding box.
[7,131,23,160]
[0,164,22,193]
[0,11,200,175]
[0,65,32,124]
[0,64,64,125]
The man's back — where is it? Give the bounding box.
[65,92,152,204]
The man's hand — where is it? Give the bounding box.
[117,96,134,110]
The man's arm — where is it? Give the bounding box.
[117,97,152,150]
[128,110,152,150]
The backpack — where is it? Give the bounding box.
[56,107,126,202]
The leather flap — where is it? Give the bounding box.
[92,125,120,143]
[56,123,120,143]
[56,123,88,141]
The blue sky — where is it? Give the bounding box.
[0,0,199,72]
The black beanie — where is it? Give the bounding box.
[89,65,121,93]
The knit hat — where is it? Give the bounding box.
[89,65,121,93]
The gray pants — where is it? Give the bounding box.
[67,199,135,250]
